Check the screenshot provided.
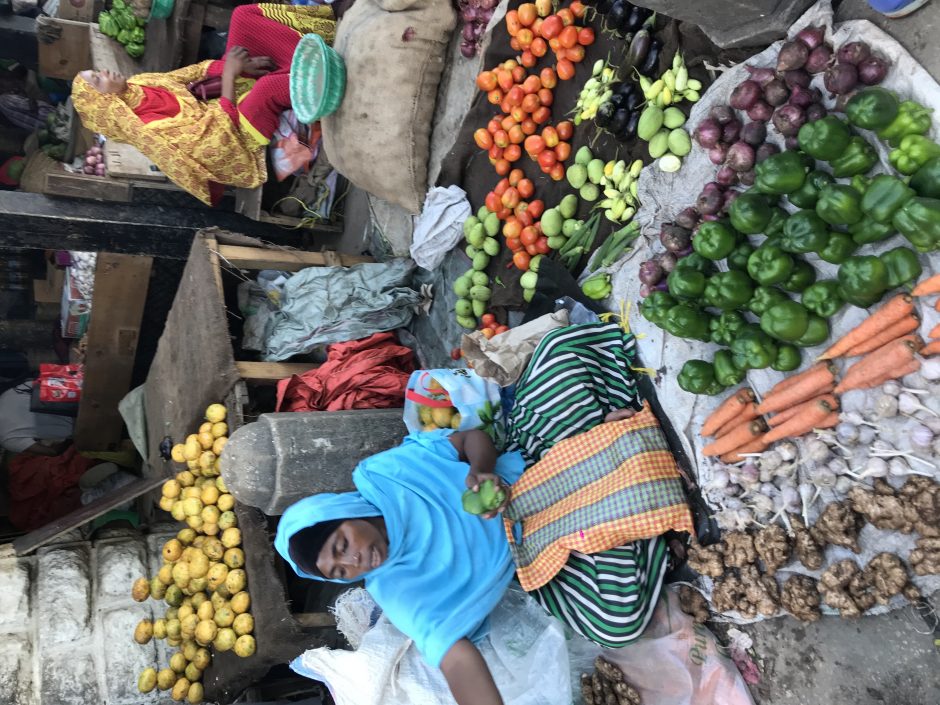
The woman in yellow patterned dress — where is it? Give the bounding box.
[71,4,335,205]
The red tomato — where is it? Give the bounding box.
[506,85,525,107]
[521,119,538,136]
[501,187,521,209]
[524,135,545,156]
[508,169,523,187]
[494,324,510,335]
[487,89,503,105]
[487,117,502,134]
[521,93,541,114]
[530,37,548,57]
[480,327,495,340]
[517,178,535,199]
[500,114,516,132]
[520,226,539,246]
[488,145,503,161]
[539,14,563,39]
[503,59,519,70]
[485,192,501,213]
[565,45,586,63]
[577,26,595,46]
[505,9,521,35]
[494,178,510,196]
[525,243,539,255]
[493,129,510,148]
[494,158,511,176]
[528,199,545,219]
[512,66,526,83]
[474,129,493,150]
[506,236,522,252]
[504,144,522,162]
[539,67,557,89]
[537,149,557,170]
[532,106,552,125]
[541,126,559,148]
[520,50,536,68]
[508,124,525,144]
[451,347,463,360]
[476,71,497,92]
[517,3,537,26]
[570,0,586,17]
[513,251,531,270]
[554,141,571,162]
[556,120,573,141]
[548,37,563,54]
[535,236,551,255]
[538,88,554,107]
[522,75,542,95]
[497,207,512,220]
[557,8,574,25]
[510,36,521,52]
[516,28,534,48]
[481,312,497,327]
[497,69,514,92]
[556,59,576,81]
[535,0,552,17]
[516,208,534,227]
[503,219,522,240]
[549,162,565,181]
[559,25,578,49]
[532,17,543,36]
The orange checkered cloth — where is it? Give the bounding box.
[503,402,695,592]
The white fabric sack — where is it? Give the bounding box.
[410,186,472,272]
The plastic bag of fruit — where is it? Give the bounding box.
[403,368,505,446]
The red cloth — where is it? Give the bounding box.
[275,332,416,412]
[7,446,96,531]
[132,85,181,123]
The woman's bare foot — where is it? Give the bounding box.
[604,408,637,423]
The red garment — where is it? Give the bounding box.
[7,446,95,531]
[132,85,181,123]
[276,332,416,412]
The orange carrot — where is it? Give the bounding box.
[819,294,915,360]
[922,340,940,356]
[762,400,835,444]
[929,323,940,340]
[834,336,922,394]
[757,364,836,415]
[766,363,830,397]
[715,403,760,438]
[700,388,756,437]
[844,315,920,357]
[767,394,839,427]
[912,274,940,297]
[703,419,768,457]
[936,298,940,312]
[719,438,770,463]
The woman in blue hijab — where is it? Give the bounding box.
[275,322,681,705]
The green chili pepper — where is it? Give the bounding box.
[817,231,857,265]
[829,136,878,178]
[801,280,845,318]
[787,170,834,210]
[910,156,940,200]
[693,221,739,261]
[781,258,817,293]
[709,311,747,346]
[877,99,934,147]
[704,270,754,311]
[845,87,900,130]
[797,116,852,161]
[748,286,789,316]
[780,210,829,254]
[892,196,940,252]
[729,192,773,235]
[641,290,677,327]
[838,255,890,307]
[747,245,794,286]
[678,360,722,395]
[771,344,801,372]
[816,184,864,226]
[760,300,810,342]
[861,174,916,224]
[880,246,923,288]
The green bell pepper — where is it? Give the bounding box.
[838,255,890,307]
[780,210,829,254]
[794,314,830,347]
[829,136,878,178]
[877,99,934,147]
[126,42,146,59]
[851,175,872,194]
[764,207,789,240]
[675,253,716,276]
[910,157,940,199]
[710,311,747,346]
[713,349,746,387]
[760,300,810,342]
[727,241,756,272]
[98,11,119,38]
[693,221,738,261]
[772,344,802,372]
[881,246,923,288]
[754,151,807,195]
[678,360,723,395]
[748,286,789,316]
[845,87,900,130]
[801,280,845,318]
[731,325,778,371]
[747,245,794,286]
[117,28,132,44]
[888,135,940,175]
[861,174,916,224]
[641,291,678,327]
[728,193,772,235]
[797,116,852,161]
[816,184,863,226]
[704,270,754,311]
[781,258,817,292]
[849,217,895,245]
[817,231,857,265]
[667,268,707,299]
[664,304,711,341]
[787,170,834,210]
[892,197,940,252]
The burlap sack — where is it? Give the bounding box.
[321,0,456,214]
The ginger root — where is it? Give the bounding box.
[789,514,824,570]
[910,537,940,576]
[687,540,725,578]
[722,530,758,568]
[741,565,780,617]
[818,559,873,618]
[780,574,821,622]
[677,585,710,624]
[712,571,749,617]
[864,552,921,604]
[848,484,917,533]
[810,501,863,553]
[898,476,940,537]
[753,525,791,576]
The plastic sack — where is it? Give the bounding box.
[291,586,571,705]
[567,590,754,705]
[403,368,505,446]
[409,186,471,272]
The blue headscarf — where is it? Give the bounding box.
[275,429,526,668]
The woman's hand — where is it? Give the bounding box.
[222,46,250,78]
[244,55,275,77]
[465,471,511,519]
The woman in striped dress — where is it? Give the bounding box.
[275,321,689,705]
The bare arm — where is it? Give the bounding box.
[441,639,503,705]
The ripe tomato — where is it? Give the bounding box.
[485,192,500,213]
[554,141,571,162]
[501,187,521,209]
[537,149,557,170]
[481,312,497,327]
[517,178,535,199]
[531,17,543,36]
[506,236,522,252]
[488,145,503,161]
[493,129,510,149]
[497,206,511,220]
[512,66,526,83]
[494,158,511,176]
[577,26,595,46]
[508,124,525,144]
[525,242,539,255]
[522,75,542,95]
[500,98,513,114]
[510,106,526,124]
[476,71,497,92]
[540,67,557,89]
[535,236,551,255]
[487,89,503,105]
[539,14,563,39]
[516,208,534,227]
[517,2,537,26]
[500,114,516,132]
[487,117,502,134]
[528,199,545,219]
[473,128,493,150]
[548,37,562,54]
[530,37,548,57]
[494,324,510,335]
[510,37,521,52]
[570,0,586,17]
[497,69,514,92]
[503,59,519,70]
[549,162,565,181]
[541,126,559,148]
[450,346,463,360]
[508,169,523,187]
[557,8,574,25]
[532,106,552,125]
[538,88,554,107]
[517,28,534,48]
[504,144,521,162]
[480,327,496,340]
[535,0,552,17]
[505,9,521,35]
[520,50,536,68]
[513,251,531,270]
[524,135,545,156]
[506,85,524,107]
[494,177,510,196]
[556,120,573,141]
[556,59,575,81]
[521,93,541,114]
[503,219,522,240]
[520,226,539,247]
[565,45,586,63]
[521,119,538,136]
[559,25,578,49]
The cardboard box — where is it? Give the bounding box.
[60,267,92,339]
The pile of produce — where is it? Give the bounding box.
[455,0,499,58]
[82,145,107,177]
[580,657,642,705]
[131,403,255,704]
[98,0,147,59]
[37,105,71,162]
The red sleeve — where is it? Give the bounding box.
[218,97,239,125]
[206,60,225,77]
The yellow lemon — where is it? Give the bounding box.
[187,681,204,704]
[205,404,227,423]
[159,496,175,512]
[230,591,251,614]
[163,539,183,562]
[185,515,203,531]
[197,432,214,451]
[202,538,224,561]
[211,422,228,438]
[221,527,241,549]
[169,652,187,674]
[153,618,167,639]
[158,563,174,585]
[234,634,256,658]
[185,663,202,684]
[431,407,454,428]
[176,470,195,487]
[156,668,176,691]
[213,628,236,652]
[215,476,228,493]
[199,422,213,435]
[201,485,220,506]
[197,601,214,622]
[171,677,190,702]
[223,547,244,569]
[134,619,153,644]
[201,505,220,525]
[177,528,197,545]
[171,444,187,463]
[171,502,187,522]
[139,668,158,693]
[233,612,254,636]
[225,568,247,594]
[183,439,201,462]
[193,647,211,670]
[182,497,203,517]
[217,494,235,512]
[212,437,227,456]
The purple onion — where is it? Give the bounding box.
[694,118,722,148]
[755,143,780,163]
[676,245,694,258]
[796,25,826,50]
[739,170,756,186]
[837,41,870,66]
[708,143,728,165]
[660,224,692,253]
[460,40,476,58]
[773,104,806,136]
[785,135,800,150]
[461,6,479,22]
[777,41,810,72]
[825,62,859,95]
[722,118,742,144]
[805,45,833,74]
[788,84,818,108]
[741,120,767,146]
[709,104,736,125]
[730,81,762,111]
[674,207,700,230]
[747,100,774,122]
[639,260,665,286]
[857,56,888,85]
[763,78,790,107]
[639,283,652,298]
[716,165,738,186]
[701,214,720,222]
[744,65,776,87]
[726,141,756,172]
[657,251,678,273]
[461,23,476,41]
[806,102,827,122]
[652,281,670,292]
[696,185,724,216]
[722,189,741,212]
[783,69,811,89]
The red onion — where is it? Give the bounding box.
[83,165,95,174]
[788,84,818,107]
[805,102,827,122]
[657,251,678,273]
[783,69,811,88]
[747,100,774,122]
[701,214,720,222]
[755,143,780,163]
[708,144,728,165]
[739,170,756,186]
[784,135,800,150]
[675,207,700,230]
[472,21,486,38]
[805,45,833,74]
[676,246,695,258]
[652,281,670,292]
[824,62,858,95]
[773,104,806,136]
[94,164,106,176]
[857,56,888,85]
[461,6,478,22]
[479,0,498,8]
[460,40,476,58]
[86,155,97,166]
[639,283,652,298]
[639,260,665,285]
[796,25,826,50]
[741,120,767,146]
[726,141,756,172]
[694,118,722,148]
[837,41,870,66]
[709,105,736,125]
[730,81,762,111]
[696,185,724,216]
[722,189,741,212]
[461,23,476,41]
[722,119,742,144]
[716,165,738,186]
[660,224,692,252]
[763,78,790,107]
[777,41,809,72]
[744,65,776,87]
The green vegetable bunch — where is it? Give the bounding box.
[461,480,505,516]
[101,0,148,58]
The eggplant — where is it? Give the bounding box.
[595,101,616,128]
[625,91,643,111]
[639,38,662,75]
[624,5,652,34]
[608,107,631,135]
[623,23,652,76]
[615,81,636,97]
[607,0,630,29]
[608,92,626,108]
[618,111,640,142]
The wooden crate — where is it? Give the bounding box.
[37,17,92,80]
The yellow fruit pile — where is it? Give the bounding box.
[415,379,461,432]
[133,403,255,704]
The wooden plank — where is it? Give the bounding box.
[294,613,337,629]
[74,254,153,451]
[234,186,263,222]
[202,235,225,301]
[217,244,374,271]
[57,0,95,23]
[104,142,166,181]
[182,0,208,67]
[37,17,92,80]
[12,475,165,555]
[45,172,133,202]
[236,361,319,383]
